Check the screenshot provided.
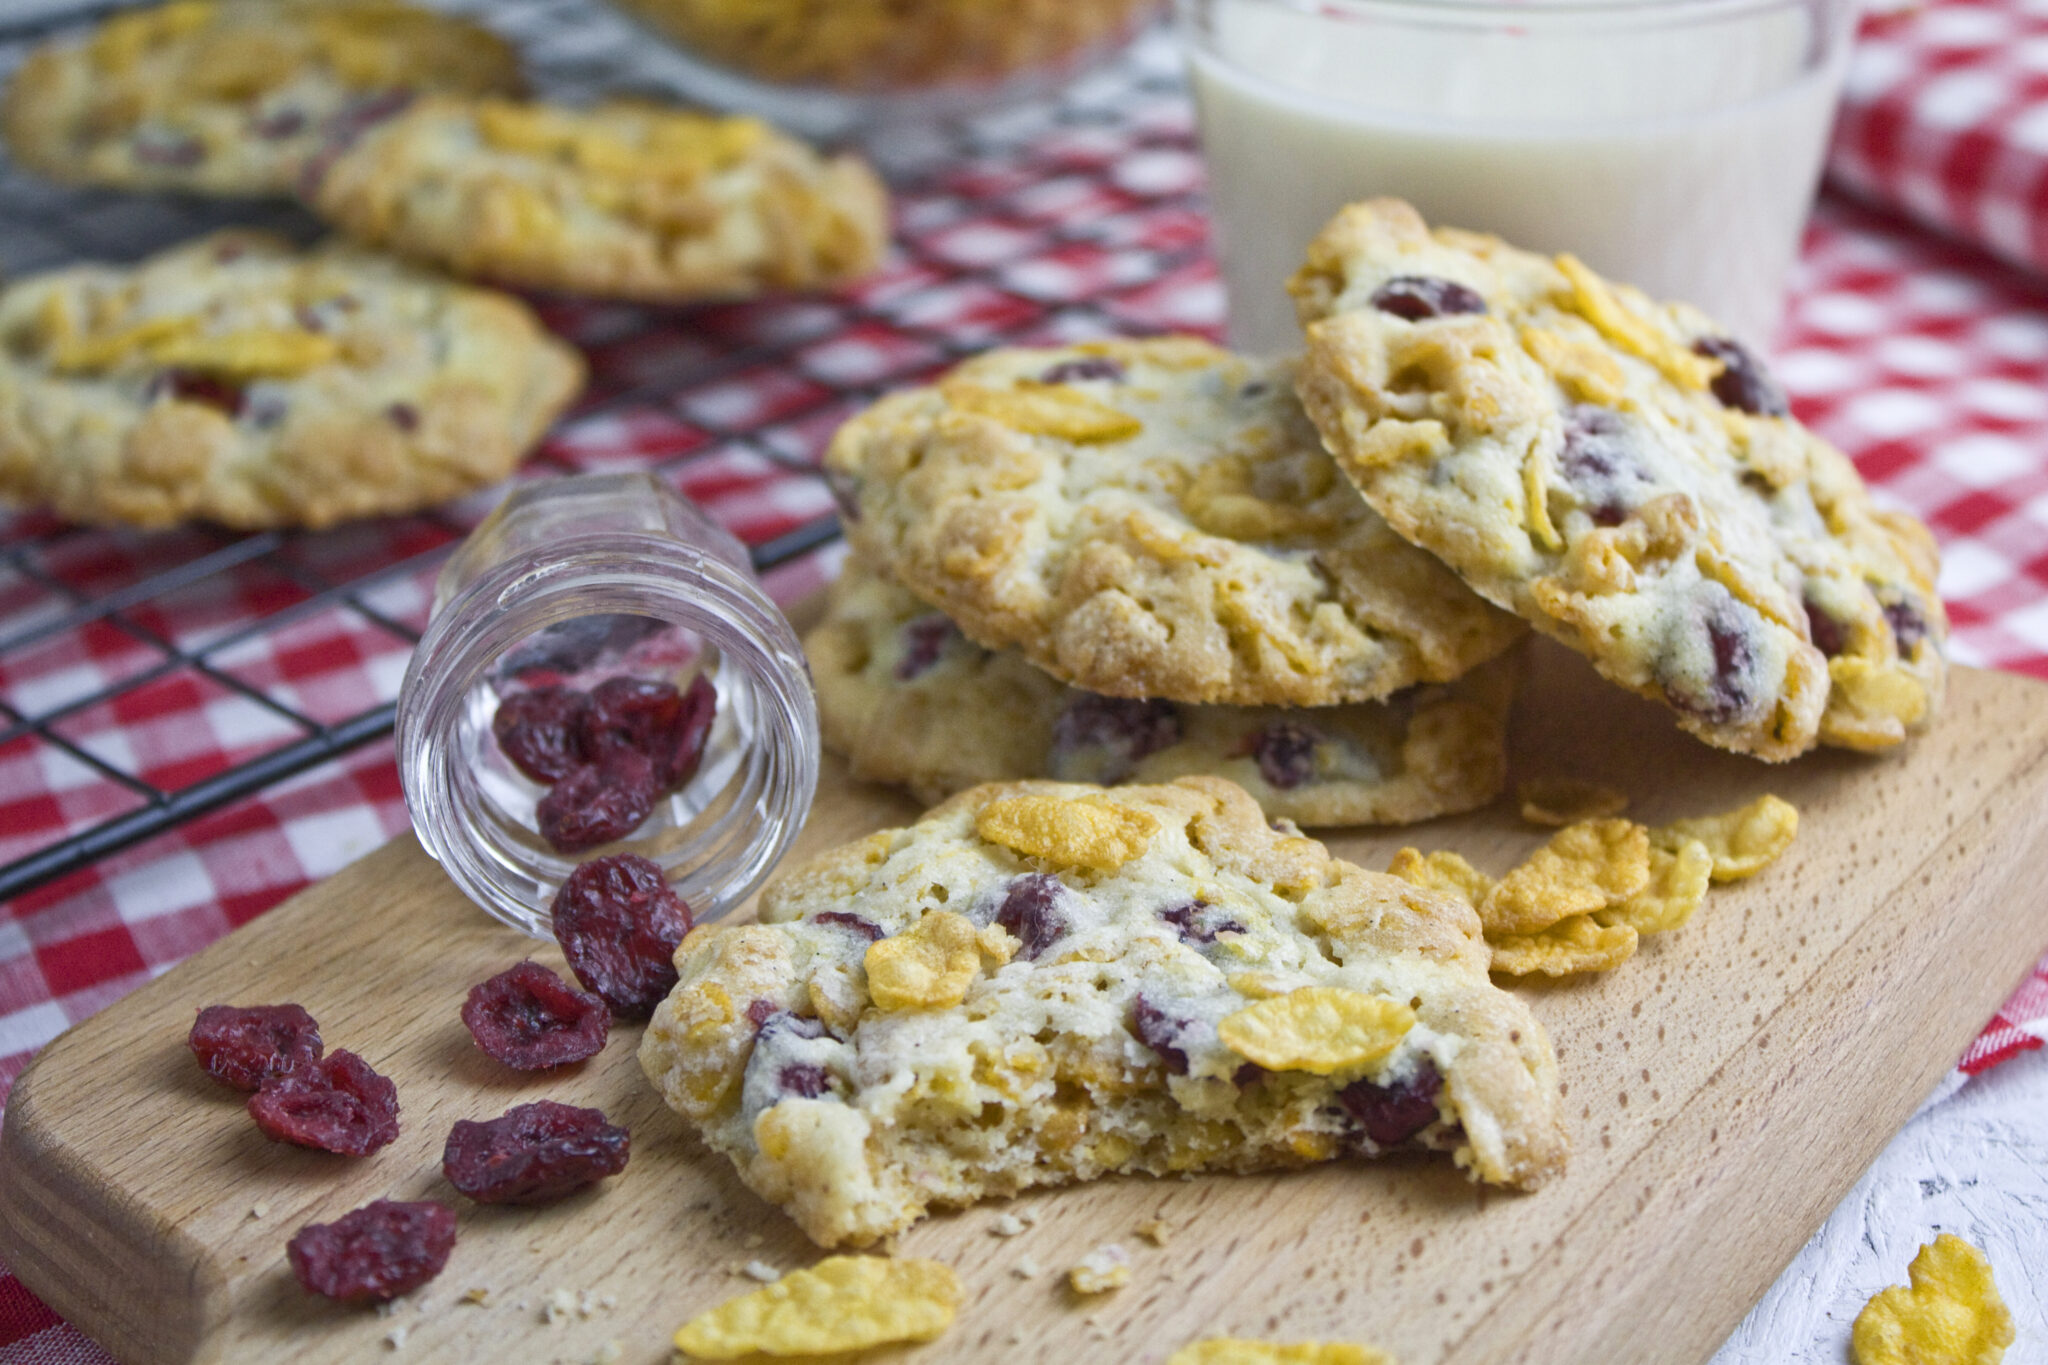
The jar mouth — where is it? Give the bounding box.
[399,528,818,938]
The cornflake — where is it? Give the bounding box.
[671,1255,961,1359]
[1655,795,1797,882]
[1477,819,1649,936]
[1386,847,1493,905]
[1851,1234,2013,1365]
[1517,778,1629,827]
[1597,838,1713,936]
[948,382,1142,444]
[975,794,1158,871]
[1489,914,1637,978]
[864,910,980,1011]
[1068,1244,1131,1294]
[1137,1218,1174,1247]
[1166,1340,1395,1365]
[1218,987,1414,1075]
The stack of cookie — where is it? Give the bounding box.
[809,335,1531,827]
[0,0,891,531]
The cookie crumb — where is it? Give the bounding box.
[598,1292,617,1311]
[1069,1244,1131,1294]
[460,1287,492,1307]
[1137,1218,1173,1247]
[382,1323,409,1350]
[247,1202,270,1221]
[1013,1254,1043,1280]
[742,1260,782,1283]
[515,1297,530,1312]
[590,1342,625,1365]
[542,1287,577,1326]
[991,1212,1029,1237]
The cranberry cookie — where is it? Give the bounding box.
[0,231,584,529]
[638,776,1568,1248]
[306,98,888,301]
[2,0,523,198]
[807,555,1516,826]
[1291,200,1945,758]
[824,338,1525,707]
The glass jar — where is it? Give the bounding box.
[604,0,1166,137]
[397,473,819,938]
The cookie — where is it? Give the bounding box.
[1290,199,1946,758]
[606,0,1157,93]
[823,338,1526,707]
[807,555,1516,826]
[1,0,523,198]
[0,231,584,530]
[638,776,1569,1248]
[306,98,889,301]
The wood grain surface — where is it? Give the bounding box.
[4,642,2047,1365]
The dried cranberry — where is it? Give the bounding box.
[1157,900,1243,946]
[460,962,608,1070]
[1050,694,1181,782]
[757,1009,828,1041]
[149,369,245,416]
[1250,722,1319,789]
[1039,357,1126,384]
[1803,597,1847,657]
[1693,337,1789,417]
[493,686,592,784]
[250,107,307,139]
[189,1003,322,1091]
[385,402,419,432]
[992,872,1068,960]
[549,853,692,1017]
[662,673,718,788]
[1557,405,1651,527]
[582,675,715,788]
[1370,276,1487,321]
[289,1200,455,1303]
[1339,1061,1443,1147]
[776,1063,832,1098]
[1132,995,1192,1075]
[746,998,780,1029]
[248,1050,399,1155]
[1884,598,1928,655]
[814,911,884,940]
[535,749,659,853]
[1662,595,1757,725]
[442,1100,629,1206]
[1233,1062,1266,1089]
[894,615,958,681]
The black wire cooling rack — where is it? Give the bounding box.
[0,0,1212,905]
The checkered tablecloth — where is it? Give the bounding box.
[5,7,2048,1362]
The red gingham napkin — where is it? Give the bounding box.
[8,120,2048,1365]
[1830,0,2048,280]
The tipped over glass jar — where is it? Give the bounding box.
[397,473,819,937]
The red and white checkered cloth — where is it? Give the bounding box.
[8,20,2048,1357]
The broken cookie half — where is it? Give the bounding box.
[638,776,1568,1248]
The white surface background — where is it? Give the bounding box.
[1712,1047,2048,1363]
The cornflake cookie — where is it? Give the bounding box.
[0,231,584,529]
[308,98,888,302]
[1290,199,1946,760]
[2,0,522,198]
[807,555,1516,826]
[639,776,1568,1249]
[608,0,1157,92]
[826,338,1525,707]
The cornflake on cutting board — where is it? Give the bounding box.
[1068,1244,1131,1294]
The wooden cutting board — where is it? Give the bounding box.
[4,642,2047,1365]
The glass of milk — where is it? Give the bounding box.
[1181,0,1861,354]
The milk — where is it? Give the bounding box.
[1184,0,1856,353]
